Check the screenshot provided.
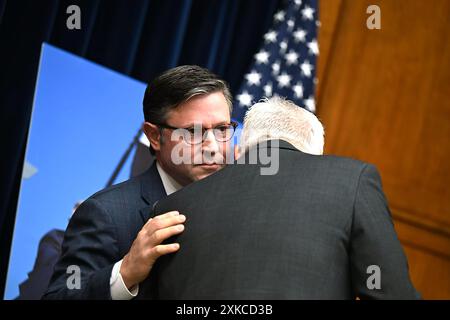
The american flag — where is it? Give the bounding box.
[233,0,319,121]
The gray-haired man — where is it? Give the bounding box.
[149,97,420,299]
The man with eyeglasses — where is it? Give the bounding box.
[44,65,236,300]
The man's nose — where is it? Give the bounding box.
[202,130,219,154]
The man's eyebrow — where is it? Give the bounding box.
[212,121,231,127]
[183,121,231,128]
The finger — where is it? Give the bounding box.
[150,224,185,246]
[151,243,180,258]
[144,210,179,227]
[153,210,180,220]
[145,214,186,234]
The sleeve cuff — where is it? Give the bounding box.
[110,259,139,300]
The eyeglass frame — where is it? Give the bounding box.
[154,120,238,145]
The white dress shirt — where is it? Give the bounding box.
[155,161,183,196]
[110,161,182,300]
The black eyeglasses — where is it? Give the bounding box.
[155,121,238,145]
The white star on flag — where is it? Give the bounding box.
[293,83,304,98]
[255,50,270,64]
[301,6,315,21]
[263,82,273,97]
[279,40,288,54]
[274,10,285,22]
[293,28,307,42]
[300,60,313,77]
[294,0,303,8]
[285,50,299,66]
[245,71,262,86]
[271,61,281,76]
[304,96,316,113]
[264,30,277,43]
[307,39,319,56]
[237,91,253,107]
[277,72,292,88]
[287,19,295,32]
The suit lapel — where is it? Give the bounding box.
[139,161,166,223]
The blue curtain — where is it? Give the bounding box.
[0,0,282,295]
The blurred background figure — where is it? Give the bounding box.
[16,201,83,300]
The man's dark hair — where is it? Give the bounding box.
[143,65,233,154]
[143,65,232,123]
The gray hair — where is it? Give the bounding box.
[240,96,324,155]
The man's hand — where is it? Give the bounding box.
[120,210,185,289]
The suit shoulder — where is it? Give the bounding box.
[319,154,372,171]
[295,153,377,185]
[281,146,370,171]
[83,174,144,210]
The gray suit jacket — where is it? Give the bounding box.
[148,140,420,299]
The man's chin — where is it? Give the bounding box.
[192,164,225,180]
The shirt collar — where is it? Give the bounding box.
[156,161,183,195]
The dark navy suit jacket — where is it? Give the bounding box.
[44,162,165,299]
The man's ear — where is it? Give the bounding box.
[143,122,161,152]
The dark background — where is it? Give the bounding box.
[0,0,282,297]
